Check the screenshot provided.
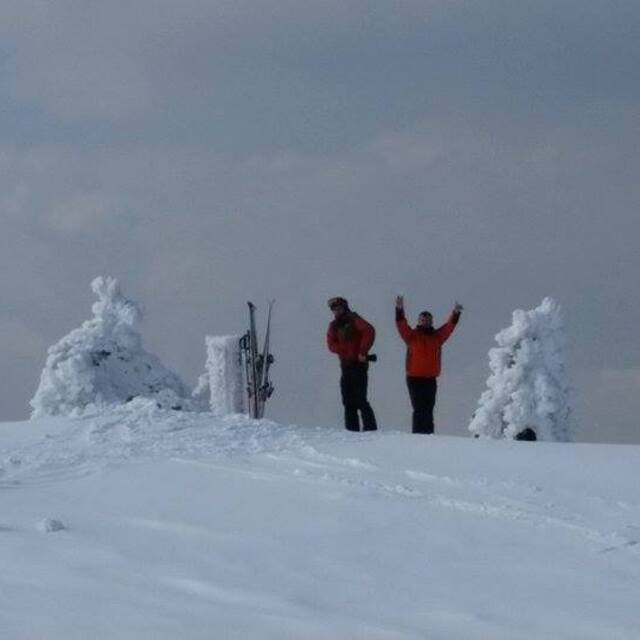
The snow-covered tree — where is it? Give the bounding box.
[30,277,191,418]
[469,297,572,442]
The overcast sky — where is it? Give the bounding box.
[1,1,638,442]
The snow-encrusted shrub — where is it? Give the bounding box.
[30,277,191,418]
[469,297,572,442]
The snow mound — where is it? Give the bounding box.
[469,297,573,441]
[3,401,306,487]
[37,518,66,533]
[30,277,191,418]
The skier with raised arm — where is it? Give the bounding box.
[395,296,462,434]
[327,297,378,432]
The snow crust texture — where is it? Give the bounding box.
[469,297,572,441]
[30,277,191,418]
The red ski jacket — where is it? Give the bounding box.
[396,309,460,378]
[327,312,375,365]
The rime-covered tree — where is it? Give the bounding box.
[469,297,572,442]
[30,277,191,417]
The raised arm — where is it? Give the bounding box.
[436,302,463,344]
[395,295,416,344]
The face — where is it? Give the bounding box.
[418,313,433,328]
[331,304,346,318]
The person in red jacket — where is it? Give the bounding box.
[327,297,378,432]
[395,295,463,434]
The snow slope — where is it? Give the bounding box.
[1,407,639,639]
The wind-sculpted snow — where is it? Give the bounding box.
[30,277,192,418]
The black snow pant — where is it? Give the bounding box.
[340,362,377,432]
[407,376,437,434]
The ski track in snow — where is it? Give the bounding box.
[1,408,639,557]
[178,437,640,556]
[258,445,640,554]
[271,455,640,554]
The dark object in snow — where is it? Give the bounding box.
[91,350,112,366]
[515,428,537,441]
[39,518,66,533]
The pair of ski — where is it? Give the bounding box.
[239,301,275,419]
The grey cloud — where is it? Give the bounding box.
[0,146,129,236]
[3,2,639,149]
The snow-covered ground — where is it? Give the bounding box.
[1,406,639,639]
